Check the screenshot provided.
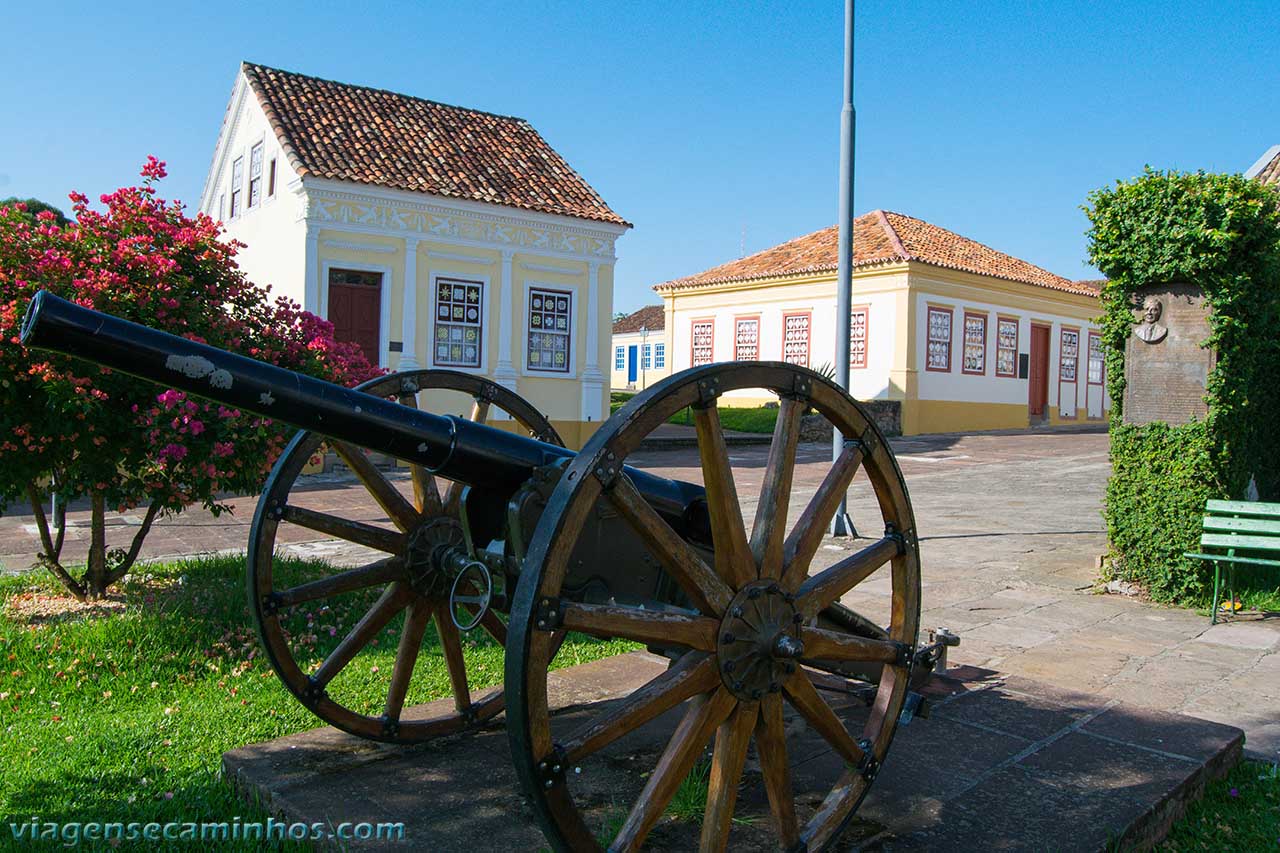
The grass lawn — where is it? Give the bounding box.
[1157,759,1279,851]
[0,557,633,850]
[610,392,780,434]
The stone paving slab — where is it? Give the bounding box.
[222,654,1243,852]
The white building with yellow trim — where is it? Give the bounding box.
[610,305,669,391]
[654,211,1108,436]
[199,63,630,448]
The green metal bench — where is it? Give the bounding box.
[1184,499,1280,624]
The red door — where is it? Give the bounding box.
[328,269,382,366]
[1028,324,1050,422]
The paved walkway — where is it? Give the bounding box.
[3,429,1277,760]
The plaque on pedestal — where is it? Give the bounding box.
[1122,284,1214,426]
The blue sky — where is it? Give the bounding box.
[2,1,1275,312]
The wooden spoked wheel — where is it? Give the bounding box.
[507,362,920,852]
[248,369,563,744]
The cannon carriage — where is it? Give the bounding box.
[22,291,957,852]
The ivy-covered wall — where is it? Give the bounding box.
[1085,168,1280,603]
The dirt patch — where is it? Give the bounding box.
[2,577,182,625]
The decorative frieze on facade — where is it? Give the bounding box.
[310,196,617,260]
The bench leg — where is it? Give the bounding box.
[1211,561,1221,626]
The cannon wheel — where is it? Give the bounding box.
[507,362,920,852]
[248,369,563,744]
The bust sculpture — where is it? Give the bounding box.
[1134,295,1168,344]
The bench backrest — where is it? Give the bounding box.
[1200,500,1280,554]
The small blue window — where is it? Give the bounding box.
[614,346,625,370]
[654,343,666,369]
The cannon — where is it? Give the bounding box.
[22,290,957,852]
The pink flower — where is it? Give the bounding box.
[159,443,188,462]
[141,156,168,180]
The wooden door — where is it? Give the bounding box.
[328,269,382,366]
[1028,324,1050,421]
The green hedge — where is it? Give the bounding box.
[1085,168,1280,604]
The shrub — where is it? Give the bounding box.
[0,158,380,599]
[1085,168,1280,602]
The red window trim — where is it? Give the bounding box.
[1058,325,1080,421]
[1086,331,1105,387]
[961,310,988,376]
[734,314,761,361]
[690,318,715,367]
[850,304,870,369]
[781,310,812,368]
[925,305,953,373]
[995,314,1020,378]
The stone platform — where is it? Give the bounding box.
[223,652,1243,851]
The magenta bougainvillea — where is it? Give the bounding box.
[0,158,380,599]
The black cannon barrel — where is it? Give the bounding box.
[20,291,701,519]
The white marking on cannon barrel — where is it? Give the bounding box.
[259,391,275,406]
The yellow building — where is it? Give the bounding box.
[654,211,1108,436]
[198,63,630,448]
[610,305,669,391]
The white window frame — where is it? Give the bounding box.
[318,258,393,369]
[248,141,264,209]
[654,342,665,369]
[428,272,491,374]
[614,345,626,371]
[641,343,652,370]
[522,282,577,377]
[229,156,244,218]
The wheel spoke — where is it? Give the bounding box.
[468,396,491,426]
[692,402,755,589]
[611,688,737,852]
[434,604,472,714]
[781,669,866,767]
[781,441,865,590]
[312,583,412,689]
[560,653,720,764]
[799,626,904,664]
[607,474,733,615]
[606,473,737,614]
[280,505,407,554]
[750,397,805,580]
[699,700,759,853]
[558,601,718,652]
[333,441,421,531]
[273,557,405,609]
[755,692,799,849]
[795,535,899,619]
[396,390,445,516]
[384,601,432,722]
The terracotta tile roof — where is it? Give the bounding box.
[1246,145,1280,186]
[612,305,665,334]
[1073,279,1107,293]
[654,210,1094,296]
[241,62,629,227]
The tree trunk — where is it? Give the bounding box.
[25,482,86,601]
[84,492,110,599]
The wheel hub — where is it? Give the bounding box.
[717,580,804,700]
[406,518,464,597]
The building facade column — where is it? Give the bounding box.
[398,235,422,370]
[493,248,519,392]
[580,260,604,422]
[303,227,319,316]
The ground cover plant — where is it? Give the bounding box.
[610,393,780,434]
[0,555,634,849]
[1157,759,1279,851]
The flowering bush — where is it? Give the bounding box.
[0,158,380,599]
